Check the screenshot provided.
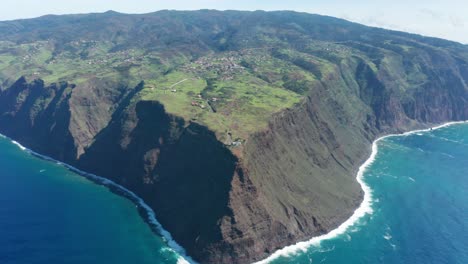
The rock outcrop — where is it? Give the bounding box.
[0,10,467,264]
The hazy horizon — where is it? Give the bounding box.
[1,1,467,44]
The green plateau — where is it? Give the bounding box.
[0,10,467,264]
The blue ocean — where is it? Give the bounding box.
[0,136,184,264]
[1,123,467,264]
[269,123,468,264]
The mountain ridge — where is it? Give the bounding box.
[0,10,467,264]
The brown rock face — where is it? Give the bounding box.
[0,51,467,264]
[211,53,468,263]
[0,11,468,264]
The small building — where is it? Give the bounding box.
[232,140,242,147]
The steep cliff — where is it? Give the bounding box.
[218,53,468,263]
[0,10,467,264]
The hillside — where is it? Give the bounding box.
[0,10,467,263]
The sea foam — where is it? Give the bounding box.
[254,121,467,264]
[3,121,467,264]
[11,140,26,150]
[2,133,198,264]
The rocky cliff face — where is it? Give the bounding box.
[1,50,466,264]
[0,77,77,161]
[0,10,467,264]
[217,53,468,263]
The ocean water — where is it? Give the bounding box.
[269,123,468,264]
[0,136,182,264]
[1,123,467,264]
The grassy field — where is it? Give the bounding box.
[140,69,302,142]
[0,40,346,143]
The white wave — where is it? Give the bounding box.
[0,133,198,264]
[254,120,468,264]
[432,135,468,146]
[408,177,416,182]
[3,121,467,264]
[343,233,352,242]
[177,259,191,264]
[11,140,26,151]
[383,231,392,240]
[317,245,335,253]
[441,152,455,158]
[39,169,46,173]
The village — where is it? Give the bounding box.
[182,52,245,81]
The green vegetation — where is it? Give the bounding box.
[0,11,467,264]
[140,67,302,140]
[0,40,308,141]
[0,10,466,143]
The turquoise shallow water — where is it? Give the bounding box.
[0,136,180,264]
[1,123,467,264]
[271,123,468,264]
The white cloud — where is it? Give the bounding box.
[310,2,468,44]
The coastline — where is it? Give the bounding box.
[253,120,468,264]
[1,133,197,264]
[2,120,467,264]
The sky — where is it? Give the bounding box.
[1,0,467,44]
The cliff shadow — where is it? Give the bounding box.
[78,100,237,261]
[0,78,77,162]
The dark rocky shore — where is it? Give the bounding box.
[0,10,467,264]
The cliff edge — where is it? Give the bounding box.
[0,10,467,264]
